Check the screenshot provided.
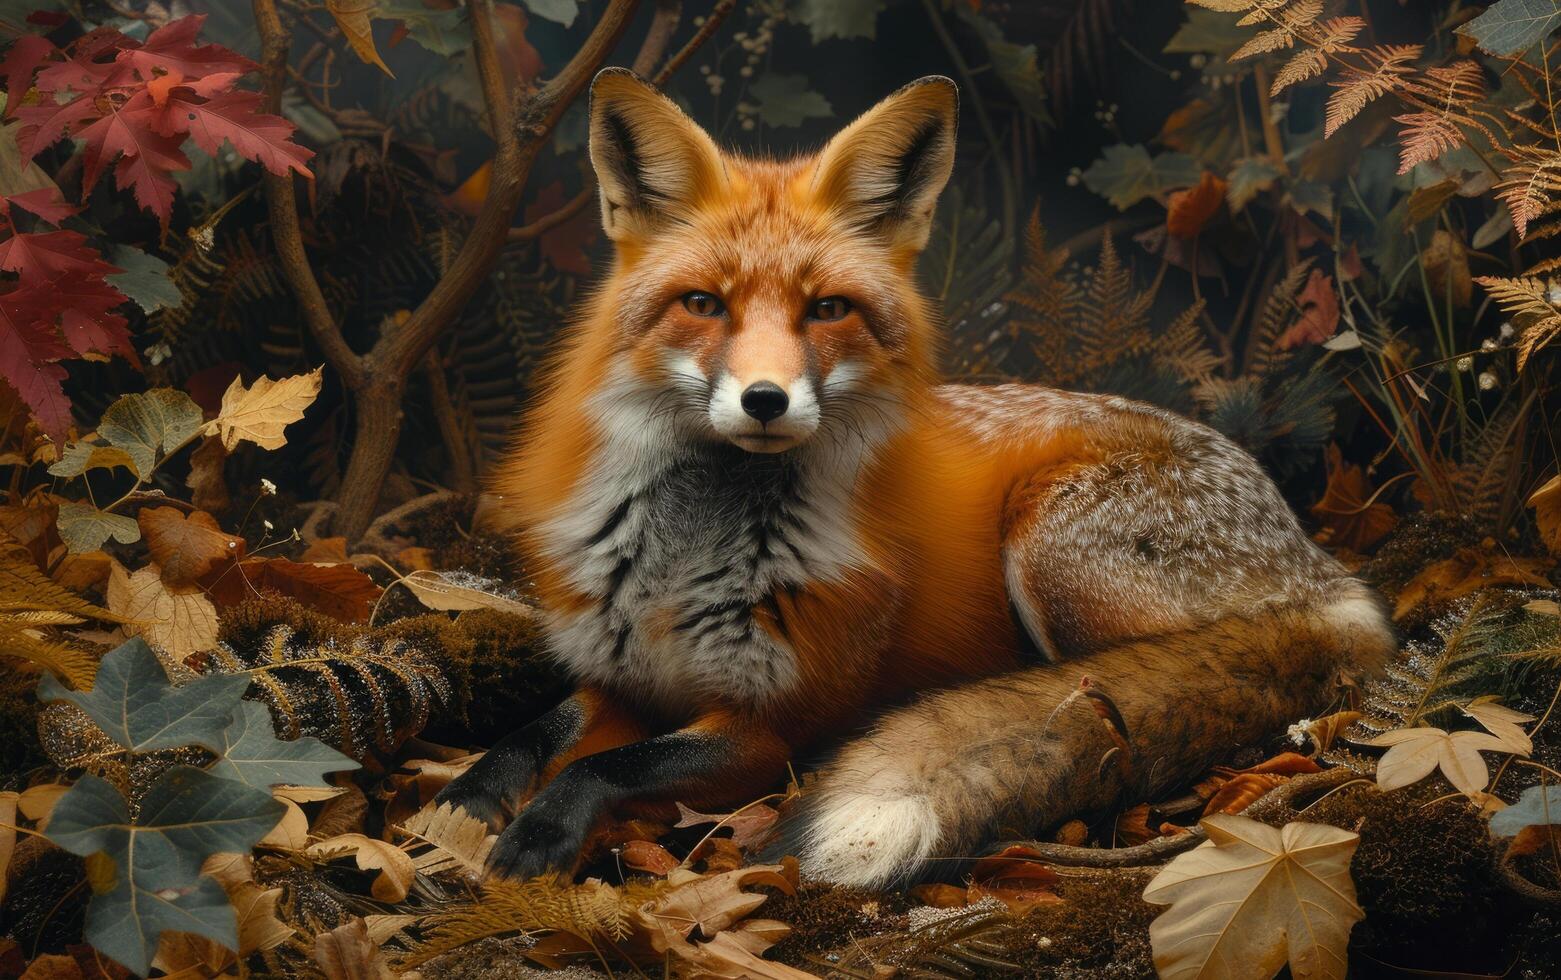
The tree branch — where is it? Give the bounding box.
[632,0,682,77]
[253,0,368,390]
[507,183,596,242]
[377,0,641,381]
[653,0,735,86]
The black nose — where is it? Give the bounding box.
[740,381,789,423]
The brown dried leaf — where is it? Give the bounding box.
[206,367,323,451]
[1116,803,1156,845]
[1278,268,1340,349]
[398,802,495,878]
[910,882,970,908]
[396,569,535,616]
[185,436,230,514]
[1530,475,1561,556]
[1300,711,1362,755]
[138,507,242,587]
[300,536,350,563]
[673,801,781,850]
[621,839,681,875]
[0,792,15,906]
[308,833,416,903]
[208,557,381,622]
[107,560,219,661]
[1392,547,1554,619]
[1203,773,1289,815]
[313,917,397,980]
[1311,445,1397,552]
[1166,171,1227,238]
[326,0,393,76]
[968,844,1064,913]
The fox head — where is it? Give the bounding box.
[580,69,957,455]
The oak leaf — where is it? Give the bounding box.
[206,367,322,451]
[207,557,380,622]
[1144,815,1363,980]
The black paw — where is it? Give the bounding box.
[434,770,512,829]
[486,809,588,880]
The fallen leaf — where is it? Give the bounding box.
[1167,170,1226,238]
[1527,599,1560,617]
[1203,773,1289,815]
[185,436,230,513]
[1392,547,1554,619]
[18,954,85,980]
[206,367,323,451]
[910,883,970,908]
[313,917,396,980]
[1531,475,1560,556]
[1311,445,1397,553]
[621,839,681,875]
[18,782,67,830]
[1116,803,1156,845]
[967,844,1063,912]
[107,560,219,661]
[1236,752,1323,777]
[230,879,293,955]
[0,792,15,905]
[301,536,349,563]
[261,797,309,849]
[396,546,434,571]
[1297,711,1363,755]
[308,833,416,902]
[207,557,381,622]
[1462,698,1536,754]
[634,865,810,979]
[138,507,241,587]
[1144,815,1363,980]
[673,801,781,850]
[397,802,495,878]
[395,569,534,616]
[1278,268,1340,349]
[1366,726,1516,794]
[1423,228,1472,307]
[694,836,746,873]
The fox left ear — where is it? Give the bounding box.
[811,76,958,251]
[588,67,726,242]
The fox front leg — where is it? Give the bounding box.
[487,712,790,880]
[434,690,617,825]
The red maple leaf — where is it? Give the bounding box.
[123,15,256,82]
[13,93,99,158]
[0,229,120,285]
[2,188,83,224]
[51,270,133,357]
[155,88,312,177]
[0,34,54,117]
[0,284,74,440]
[79,91,191,223]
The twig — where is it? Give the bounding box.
[507,183,596,242]
[981,830,1206,869]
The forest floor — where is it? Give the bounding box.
[4,492,1561,980]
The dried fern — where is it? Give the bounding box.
[190,625,454,761]
[0,546,129,687]
[398,876,669,969]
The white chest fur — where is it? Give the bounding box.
[533,386,876,710]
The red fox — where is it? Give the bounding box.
[435,69,1395,888]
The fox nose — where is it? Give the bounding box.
[740,381,789,423]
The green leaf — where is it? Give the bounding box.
[47,441,139,479]
[521,0,577,27]
[795,0,883,42]
[1164,7,1255,59]
[1490,785,1561,836]
[37,638,249,753]
[1459,0,1561,56]
[1082,144,1202,210]
[955,6,1049,125]
[106,246,182,314]
[47,766,285,977]
[209,700,358,789]
[1287,178,1334,220]
[749,73,833,128]
[380,1,472,55]
[1226,157,1282,212]
[56,502,140,553]
[97,389,204,478]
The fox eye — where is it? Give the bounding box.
[810,297,852,322]
[682,292,724,317]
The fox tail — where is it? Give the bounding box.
[775,584,1394,888]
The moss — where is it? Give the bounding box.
[1357,513,1479,594]
[1,838,85,952]
[1002,872,1158,978]
[765,884,915,966]
[216,595,362,652]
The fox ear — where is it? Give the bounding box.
[811,76,958,250]
[588,68,725,241]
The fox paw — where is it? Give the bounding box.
[486,811,586,880]
[433,772,511,829]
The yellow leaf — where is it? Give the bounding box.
[308,833,415,903]
[314,917,398,980]
[1144,815,1363,980]
[18,782,67,830]
[397,802,495,878]
[107,561,219,663]
[395,569,537,615]
[262,797,310,849]
[206,367,324,452]
[1365,726,1517,794]
[326,0,394,76]
[1461,699,1536,754]
[1530,474,1561,555]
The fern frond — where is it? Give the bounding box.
[1233,26,1298,60]
[1312,15,1364,51]
[1395,112,1465,174]
[0,616,100,689]
[1187,0,1261,11]
[1325,45,1421,137]
[1517,316,1561,371]
[1272,49,1326,94]
[1245,259,1315,377]
[0,548,125,623]
[1154,302,1222,386]
[1233,0,1296,25]
[1496,145,1561,239]
[1474,275,1557,320]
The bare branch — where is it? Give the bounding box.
[508,183,596,242]
[654,0,736,86]
[632,0,683,77]
[252,0,367,390]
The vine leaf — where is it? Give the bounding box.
[45,765,285,977]
[97,387,206,478]
[1365,726,1515,794]
[56,501,140,553]
[1082,144,1201,210]
[37,637,248,752]
[206,366,322,451]
[209,699,358,790]
[1144,815,1363,980]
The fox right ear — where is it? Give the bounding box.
[588,68,725,241]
